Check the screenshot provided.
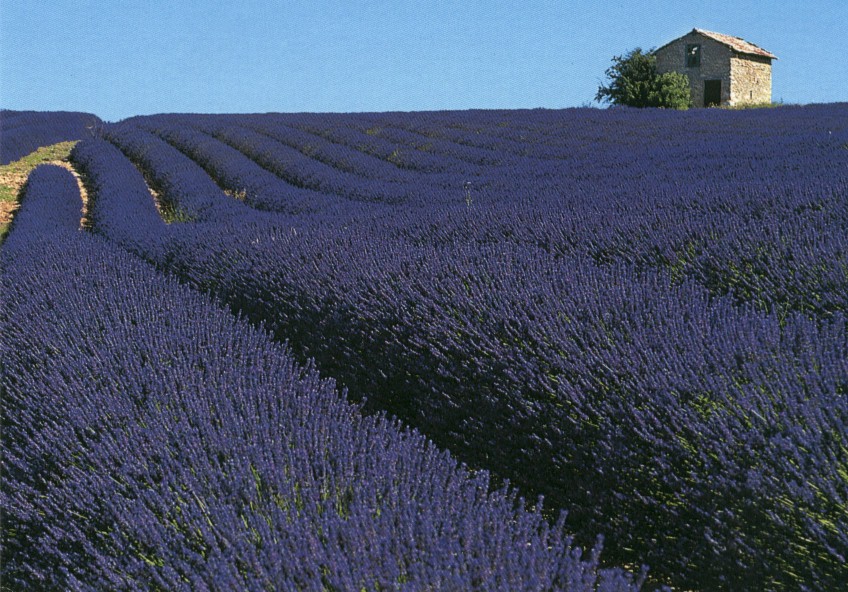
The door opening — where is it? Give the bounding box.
[704,80,722,107]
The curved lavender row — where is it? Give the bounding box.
[70,138,171,261]
[347,109,848,318]
[279,105,848,217]
[0,109,101,164]
[194,120,417,205]
[103,123,249,222]
[70,136,357,270]
[236,113,489,190]
[351,115,514,168]
[228,114,493,205]
[135,117,380,217]
[291,115,484,176]
[4,164,83,231]
[235,114,440,185]
[359,110,571,161]
[1,166,644,591]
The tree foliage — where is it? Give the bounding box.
[596,48,691,110]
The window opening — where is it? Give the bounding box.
[686,44,701,68]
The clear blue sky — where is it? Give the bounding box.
[1,0,845,121]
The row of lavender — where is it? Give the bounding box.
[1,164,645,590]
[0,110,101,164]
[73,105,848,591]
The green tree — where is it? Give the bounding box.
[595,48,691,110]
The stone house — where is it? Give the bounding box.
[654,29,777,108]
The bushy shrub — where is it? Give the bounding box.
[595,48,691,110]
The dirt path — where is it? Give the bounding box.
[0,198,17,227]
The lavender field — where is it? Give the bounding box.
[2,105,847,591]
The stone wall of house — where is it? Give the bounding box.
[730,55,772,105]
[655,32,734,108]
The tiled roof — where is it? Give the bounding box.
[655,29,777,60]
[693,29,777,60]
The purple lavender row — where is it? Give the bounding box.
[355,110,848,318]
[70,138,171,261]
[129,180,846,589]
[356,109,572,161]
[130,115,412,217]
[284,106,847,208]
[290,114,484,176]
[103,123,250,222]
[272,114,502,173]
[234,118,495,206]
[357,106,705,161]
[1,165,645,591]
[191,119,419,205]
[350,114,519,168]
[69,136,361,267]
[0,109,101,164]
[329,170,848,319]
[190,114,493,207]
[235,114,448,185]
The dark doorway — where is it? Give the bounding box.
[704,80,722,107]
